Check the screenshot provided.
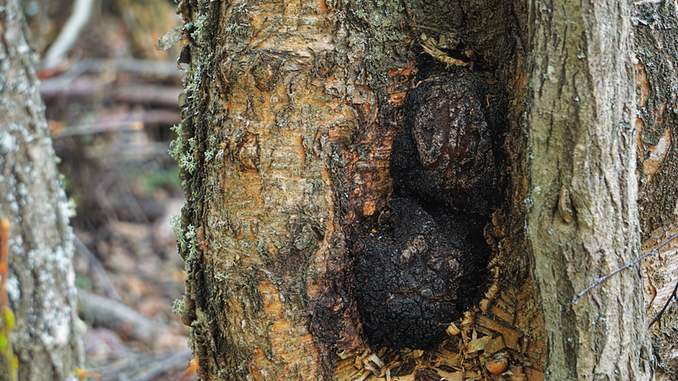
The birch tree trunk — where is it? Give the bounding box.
[0,0,83,380]
[175,0,674,379]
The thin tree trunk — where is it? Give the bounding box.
[0,1,83,380]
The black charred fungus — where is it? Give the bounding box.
[354,71,499,350]
[353,198,490,349]
[353,197,464,349]
[391,71,498,216]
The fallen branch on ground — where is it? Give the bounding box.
[54,110,180,138]
[78,290,165,343]
[66,58,181,79]
[92,350,192,381]
[40,78,181,108]
[74,237,121,300]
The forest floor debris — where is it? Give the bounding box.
[335,279,546,381]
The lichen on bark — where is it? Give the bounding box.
[0,0,83,380]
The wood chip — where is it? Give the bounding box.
[434,350,461,368]
[436,369,464,381]
[484,336,506,355]
[446,322,461,336]
[477,315,521,350]
[509,366,527,381]
[467,335,493,353]
[486,357,509,375]
[491,296,516,323]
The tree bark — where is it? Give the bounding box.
[525,1,654,379]
[633,0,678,237]
[632,2,678,379]
[0,1,83,380]
[176,0,672,380]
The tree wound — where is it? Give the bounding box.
[354,71,497,350]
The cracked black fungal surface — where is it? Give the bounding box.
[391,71,498,216]
[354,70,499,349]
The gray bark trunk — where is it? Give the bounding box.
[525,0,654,379]
[0,1,83,380]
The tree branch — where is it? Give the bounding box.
[43,0,95,69]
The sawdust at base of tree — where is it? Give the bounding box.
[333,274,545,381]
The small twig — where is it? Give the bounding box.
[38,58,181,82]
[43,0,95,69]
[419,34,471,68]
[130,350,192,381]
[40,79,181,108]
[571,233,677,304]
[649,279,678,327]
[0,219,10,307]
[111,85,181,107]
[77,58,182,79]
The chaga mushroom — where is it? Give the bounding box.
[391,71,498,216]
[353,197,473,349]
[353,70,498,350]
